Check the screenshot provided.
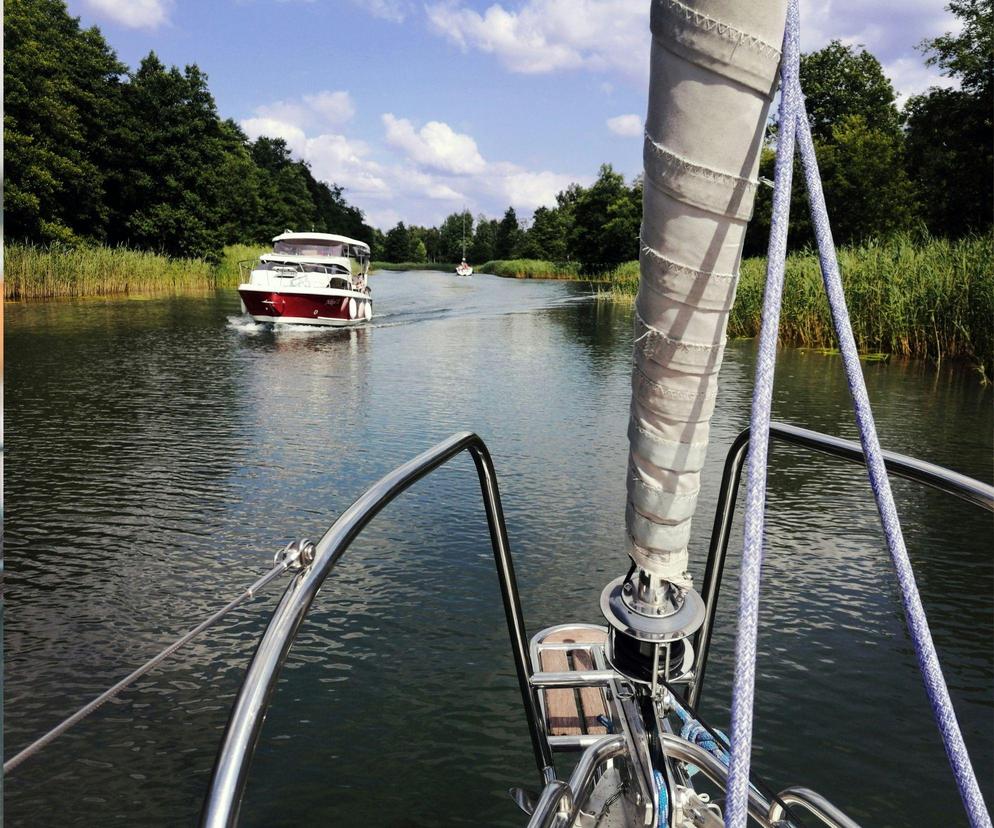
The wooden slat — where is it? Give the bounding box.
[572,649,608,734]
[537,627,609,736]
[540,648,581,735]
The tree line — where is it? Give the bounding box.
[375,167,642,269]
[5,0,374,263]
[6,0,989,270]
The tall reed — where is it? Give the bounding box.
[479,259,582,279]
[604,234,993,374]
[5,243,217,299]
[216,244,267,287]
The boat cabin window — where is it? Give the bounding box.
[273,240,345,257]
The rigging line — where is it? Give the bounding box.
[722,0,802,825]
[723,1,992,826]
[4,541,311,775]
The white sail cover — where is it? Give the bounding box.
[627,0,788,581]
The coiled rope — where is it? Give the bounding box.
[4,539,313,775]
[723,2,992,827]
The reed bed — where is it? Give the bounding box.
[603,235,993,374]
[5,243,217,299]
[480,259,582,279]
[216,244,267,286]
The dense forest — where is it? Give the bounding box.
[5,0,374,263]
[5,0,990,269]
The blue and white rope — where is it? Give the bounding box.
[723,1,992,826]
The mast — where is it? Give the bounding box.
[601,0,789,683]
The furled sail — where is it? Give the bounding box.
[626,0,788,583]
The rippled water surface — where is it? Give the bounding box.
[5,271,992,826]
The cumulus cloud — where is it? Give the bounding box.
[423,0,959,100]
[799,0,961,98]
[242,98,583,226]
[425,0,647,79]
[606,114,642,137]
[83,0,170,28]
[382,114,487,175]
[240,113,390,199]
[381,114,584,216]
[251,90,355,132]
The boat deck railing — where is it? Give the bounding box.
[690,422,994,709]
[201,425,993,827]
[237,259,352,283]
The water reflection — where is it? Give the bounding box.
[4,273,992,827]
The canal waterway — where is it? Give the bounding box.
[5,270,992,826]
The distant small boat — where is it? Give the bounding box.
[455,210,473,276]
[238,231,372,326]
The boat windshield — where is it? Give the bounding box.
[273,240,346,257]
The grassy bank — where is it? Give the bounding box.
[606,235,993,374]
[5,243,219,299]
[479,259,582,279]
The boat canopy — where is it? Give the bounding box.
[271,232,370,259]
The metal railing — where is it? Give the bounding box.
[689,421,994,709]
[527,735,627,828]
[200,432,554,827]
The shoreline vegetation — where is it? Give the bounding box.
[7,235,991,376]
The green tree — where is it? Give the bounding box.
[383,221,413,262]
[570,165,639,268]
[814,115,918,244]
[799,41,902,141]
[4,0,125,243]
[517,206,570,260]
[438,210,474,262]
[495,207,522,259]
[111,53,251,261]
[412,238,428,263]
[369,227,386,260]
[470,217,498,262]
[904,0,992,236]
[245,136,317,241]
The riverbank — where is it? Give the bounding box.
[7,238,990,375]
[605,236,992,376]
[5,243,219,299]
[478,259,582,280]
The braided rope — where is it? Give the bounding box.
[723,1,992,826]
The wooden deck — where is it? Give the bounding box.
[538,628,610,737]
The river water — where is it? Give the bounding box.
[5,271,992,826]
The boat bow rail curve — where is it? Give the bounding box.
[200,432,554,828]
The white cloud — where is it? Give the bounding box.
[240,118,309,156]
[240,117,390,198]
[883,57,958,104]
[425,0,647,79]
[483,163,579,211]
[350,0,410,22]
[382,114,487,174]
[798,0,962,99]
[306,134,391,197]
[83,0,170,28]
[606,114,643,137]
[252,91,355,132]
[242,99,584,227]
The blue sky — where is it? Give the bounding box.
[68,0,960,230]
